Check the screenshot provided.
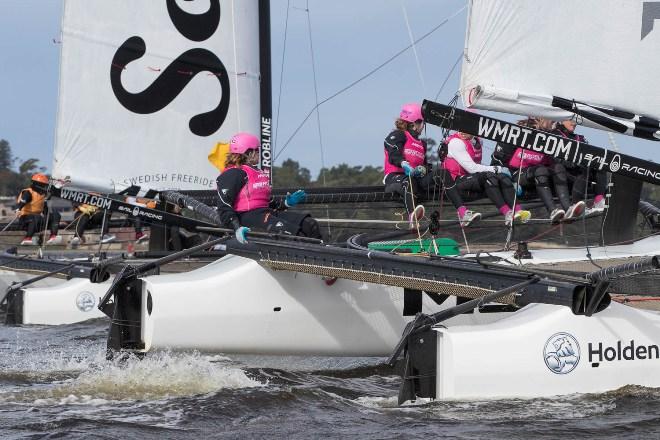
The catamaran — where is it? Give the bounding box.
[2,0,660,404]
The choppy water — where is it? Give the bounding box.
[2,320,660,439]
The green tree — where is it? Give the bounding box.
[272,159,312,188]
[315,163,383,187]
[0,139,13,171]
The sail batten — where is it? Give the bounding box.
[461,0,660,140]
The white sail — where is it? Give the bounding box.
[461,0,660,140]
[53,0,265,191]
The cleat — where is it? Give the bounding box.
[100,234,116,244]
[459,210,481,227]
[565,201,585,220]
[514,210,532,224]
[550,208,565,223]
[408,205,425,229]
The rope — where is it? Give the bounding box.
[273,0,291,156]
[274,4,467,161]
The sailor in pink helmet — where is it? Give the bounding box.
[384,103,480,227]
[443,126,532,226]
[216,133,322,243]
[507,118,578,223]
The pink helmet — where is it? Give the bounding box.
[399,103,423,123]
[229,132,260,154]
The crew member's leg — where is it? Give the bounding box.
[384,173,416,214]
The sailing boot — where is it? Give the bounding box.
[135,231,149,244]
[550,208,565,223]
[20,236,37,246]
[458,207,481,227]
[46,234,62,245]
[565,201,585,220]
[586,196,606,215]
[514,209,532,224]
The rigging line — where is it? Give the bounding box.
[401,0,426,94]
[273,0,291,156]
[304,1,326,186]
[434,52,462,101]
[273,4,467,162]
[231,0,241,130]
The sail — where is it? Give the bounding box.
[53,0,271,192]
[461,0,660,141]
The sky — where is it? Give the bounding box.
[0,0,658,179]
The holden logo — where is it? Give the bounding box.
[544,332,580,374]
[609,154,621,173]
[132,206,140,216]
[76,291,96,312]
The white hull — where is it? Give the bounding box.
[436,302,660,400]
[138,255,507,356]
[19,279,108,325]
[482,235,660,265]
[0,269,66,292]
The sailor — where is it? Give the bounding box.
[443,130,531,226]
[216,132,323,244]
[506,118,582,223]
[15,173,62,245]
[70,203,115,246]
[554,119,607,215]
[384,103,480,227]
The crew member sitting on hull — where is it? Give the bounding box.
[70,203,115,246]
[554,119,607,215]
[383,103,480,228]
[15,173,62,245]
[506,118,583,223]
[444,131,531,226]
[216,132,323,244]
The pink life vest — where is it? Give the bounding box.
[384,130,426,175]
[508,147,550,169]
[442,134,483,179]
[228,165,271,212]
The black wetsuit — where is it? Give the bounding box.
[383,129,464,212]
[216,166,322,240]
[554,125,608,203]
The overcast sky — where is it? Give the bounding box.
[0,0,657,178]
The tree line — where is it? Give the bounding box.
[0,139,47,196]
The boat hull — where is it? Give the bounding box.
[435,302,660,399]
[138,255,508,356]
[15,279,108,325]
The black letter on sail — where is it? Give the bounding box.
[166,0,220,42]
[641,2,660,40]
[110,36,230,137]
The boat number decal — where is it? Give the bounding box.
[110,0,230,137]
[543,332,580,374]
[76,291,97,313]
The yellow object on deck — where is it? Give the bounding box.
[208,142,230,172]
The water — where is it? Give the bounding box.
[2,320,660,439]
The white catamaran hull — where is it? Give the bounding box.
[138,254,507,356]
[435,302,660,400]
[19,279,108,325]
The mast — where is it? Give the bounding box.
[259,0,273,183]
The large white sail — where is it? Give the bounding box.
[461,0,660,141]
[53,0,268,192]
